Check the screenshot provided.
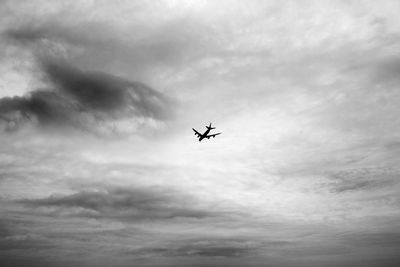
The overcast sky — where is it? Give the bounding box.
[1,1,400,266]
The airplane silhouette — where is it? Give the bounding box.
[192,123,221,142]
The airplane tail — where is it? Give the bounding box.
[206,123,216,130]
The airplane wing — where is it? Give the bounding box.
[192,128,202,138]
[206,133,221,139]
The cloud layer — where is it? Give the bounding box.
[1,1,400,267]
[19,186,214,221]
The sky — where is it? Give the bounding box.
[1,0,400,266]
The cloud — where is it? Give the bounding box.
[2,1,400,267]
[0,90,79,129]
[4,26,48,45]
[138,245,252,258]
[42,59,172,118]
[371,56,400,85]
[0,220,13,237]
[134,238,260,258]
[0,233,52,251]
[0,58,174,135]
[344,232,400,248]
[18,187,215,221]
[1,19,177,136]
[326,167,398,194]
[3,13,207,81]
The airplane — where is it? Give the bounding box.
[192,123,221,142]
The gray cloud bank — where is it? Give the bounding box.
[135,238,257,258]
[19,187,214,221]
[0,25,174,136]
[0,59,173,135]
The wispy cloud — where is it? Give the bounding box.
[325,167,399,193]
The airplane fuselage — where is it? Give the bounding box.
[198,128,211,141]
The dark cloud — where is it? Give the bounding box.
[135,238,258,258]
[284,245,351,257]
[179,246,252,258]
[0,220,13,237]
[332,180,372,193]
[0,58,173,135]
[0,218,53,262]
[5,26,48,45]
[41,58,174,119]
[344,232,400,248]
[18,187,215,221]
[139,245,252,258]
[371,56,400,85]
[0,90,79,129]
[0,233,52,251]
[326,168,398,193]
[2,22,176,136]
